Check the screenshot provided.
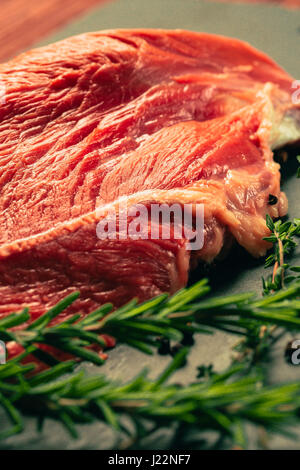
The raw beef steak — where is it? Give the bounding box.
[0,29,299,323]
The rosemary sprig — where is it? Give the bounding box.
[0,278,299,444]
[1,348,300,448]
[0,282,208,365]
[231,211,300,366]
[0,309,296,448]
[263,216,300,293]
[1,277,300,368]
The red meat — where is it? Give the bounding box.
[0,29,299,325]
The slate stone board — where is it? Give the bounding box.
[0,0,299,450]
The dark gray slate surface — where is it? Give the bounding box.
[0,0,299,450]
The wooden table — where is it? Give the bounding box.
[0,0,110,63]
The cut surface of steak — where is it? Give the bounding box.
[0,29,299,324]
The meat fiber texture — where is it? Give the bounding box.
[0,29,299,327]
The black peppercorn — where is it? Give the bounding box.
[170,342,184,356]
[268,194,278,205]
[157,337,171,355]
[181,331,195,346]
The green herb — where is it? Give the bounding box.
[263,217,300,293]
[1,347,300,449]
[0,154,299,449]
[0,277,299,445]
[1,277,300,367]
